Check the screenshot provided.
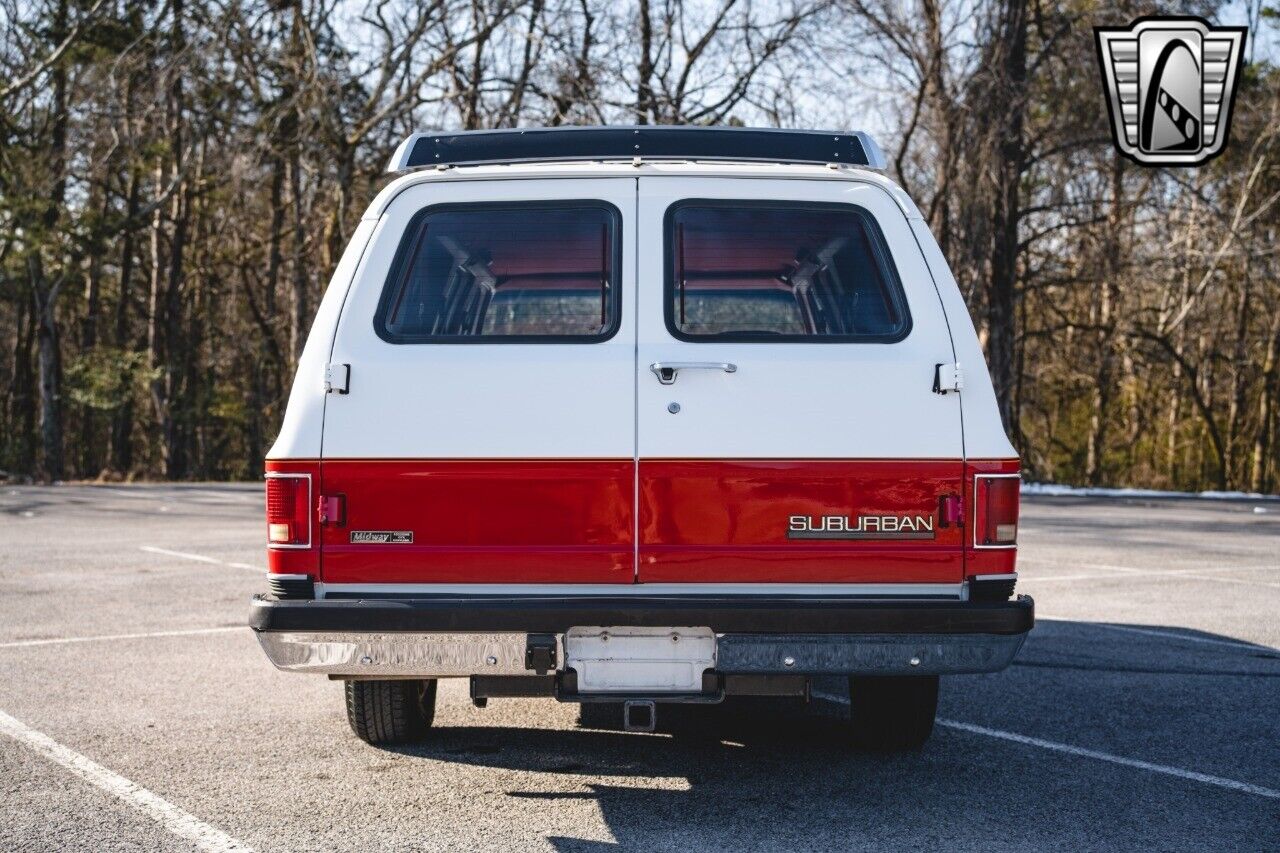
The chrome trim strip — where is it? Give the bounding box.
[971,573,1017,582]
[315,582,966,600]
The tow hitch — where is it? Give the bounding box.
[623,700,657,732]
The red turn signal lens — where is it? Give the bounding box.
[939,494,964,527]
[977,475,1019,546]
[266,475,311,547]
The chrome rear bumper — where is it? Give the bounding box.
[255,631,531,677]
[254,627,1027,678]
[251,592,1033,678]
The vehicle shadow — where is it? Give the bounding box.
[373,620,1280,851]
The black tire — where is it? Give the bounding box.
[345,679,437,745]
[577,701,623,730]
[847,675,938,752]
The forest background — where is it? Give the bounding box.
[1,0,1278,492]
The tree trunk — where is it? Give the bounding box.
[1251,309,1280,493]
[288,151,308,367]
[921,0,954,257]
[982,0,1028,442]
[147,158,169,476]
[111,161,142,475]
[635,0,654,124]
[148,0,187,479]
[1086,156,1124,485]
[31,0,70,482]
[79,188,108,477]
[31,257,64,482]
[1225,263,1251,484]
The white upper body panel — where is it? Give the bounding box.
[635,175,962,458]
[321,177,637,459]
[907,219,1017,459]
[267,218,375,459]
[269,160,1014,462]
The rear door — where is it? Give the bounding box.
[320,178,636,588]
[636,177,964,586]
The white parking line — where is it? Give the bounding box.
[139,546,262,574]
[812,692,1279,800]
[936,719,1280,800]
[139,546,222,565]
[1034,617,1275,652]
[0,709,254,851]
[0,627,242,649]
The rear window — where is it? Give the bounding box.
[666,202,911,342]
[376,203,620,343]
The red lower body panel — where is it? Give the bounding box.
[639,460,966,583]
[319,459,633,584]
[313,458,1000,586]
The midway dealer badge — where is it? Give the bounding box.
[1095,16,1247,167]
[350,530,414,544]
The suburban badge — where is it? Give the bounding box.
[787,514,935,540]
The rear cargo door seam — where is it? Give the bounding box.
[633,176,641,583]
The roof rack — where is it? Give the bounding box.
[386,126,887,173]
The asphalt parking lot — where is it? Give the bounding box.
[0,484,1277,851]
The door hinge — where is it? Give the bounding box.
[933,362,963,395]
[325,363,350,395]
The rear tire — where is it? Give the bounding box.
[345,679,437,745]
[847,675,938,752]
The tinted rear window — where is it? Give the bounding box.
[667,202,911,342]
[376,203,620,342]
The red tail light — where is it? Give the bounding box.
[266,474,311,547]
[975,474,1019,547]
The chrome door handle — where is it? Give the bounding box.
[649,362,738,385]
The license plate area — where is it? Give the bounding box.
[565,627,716,693]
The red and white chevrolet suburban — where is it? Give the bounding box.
[250,126,1032,750]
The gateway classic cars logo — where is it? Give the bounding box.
[1095,16,1247,166]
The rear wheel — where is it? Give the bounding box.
[345,679,437,745]
[847,675,938,752]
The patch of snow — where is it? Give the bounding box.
[1022,482,1280,502]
